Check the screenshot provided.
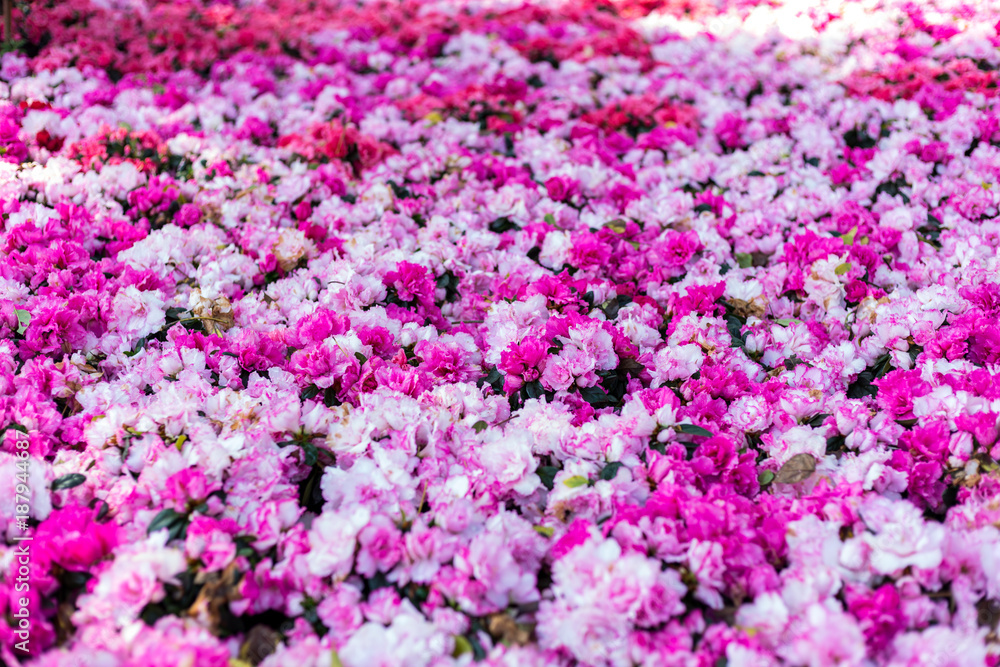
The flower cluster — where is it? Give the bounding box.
[2,0,1000,665]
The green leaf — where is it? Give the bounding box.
[600,461,624,481]
[124,336,149,357]
[605,219,628,234]
[834,262,851,276]
[14,308,30,335]
[735,253,753,268]
[563,475,589,488]
[847,369,878,399]
[726,314,745,349]
[452,635,473,658]
[165,306,187,321]
[51,473,86,491]
[677,423,713,438]
[806,413,831,428]
[537,466,559,491]
[757,470,775,486]
[147,508,184,535]
[488,217,519,234]
[472,420,488,433]
[533,525,554,538]
[524,380,543,399]
[578,385,613,407]
[167,517,189,541]
[301,441,319,467]
[543,213,555,225]
[354,352,368,365]
[872,353,893,379]
[776,318,793,327]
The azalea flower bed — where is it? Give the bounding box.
[2,0,1000,664]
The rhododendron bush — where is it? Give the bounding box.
[2,0,1000,664]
